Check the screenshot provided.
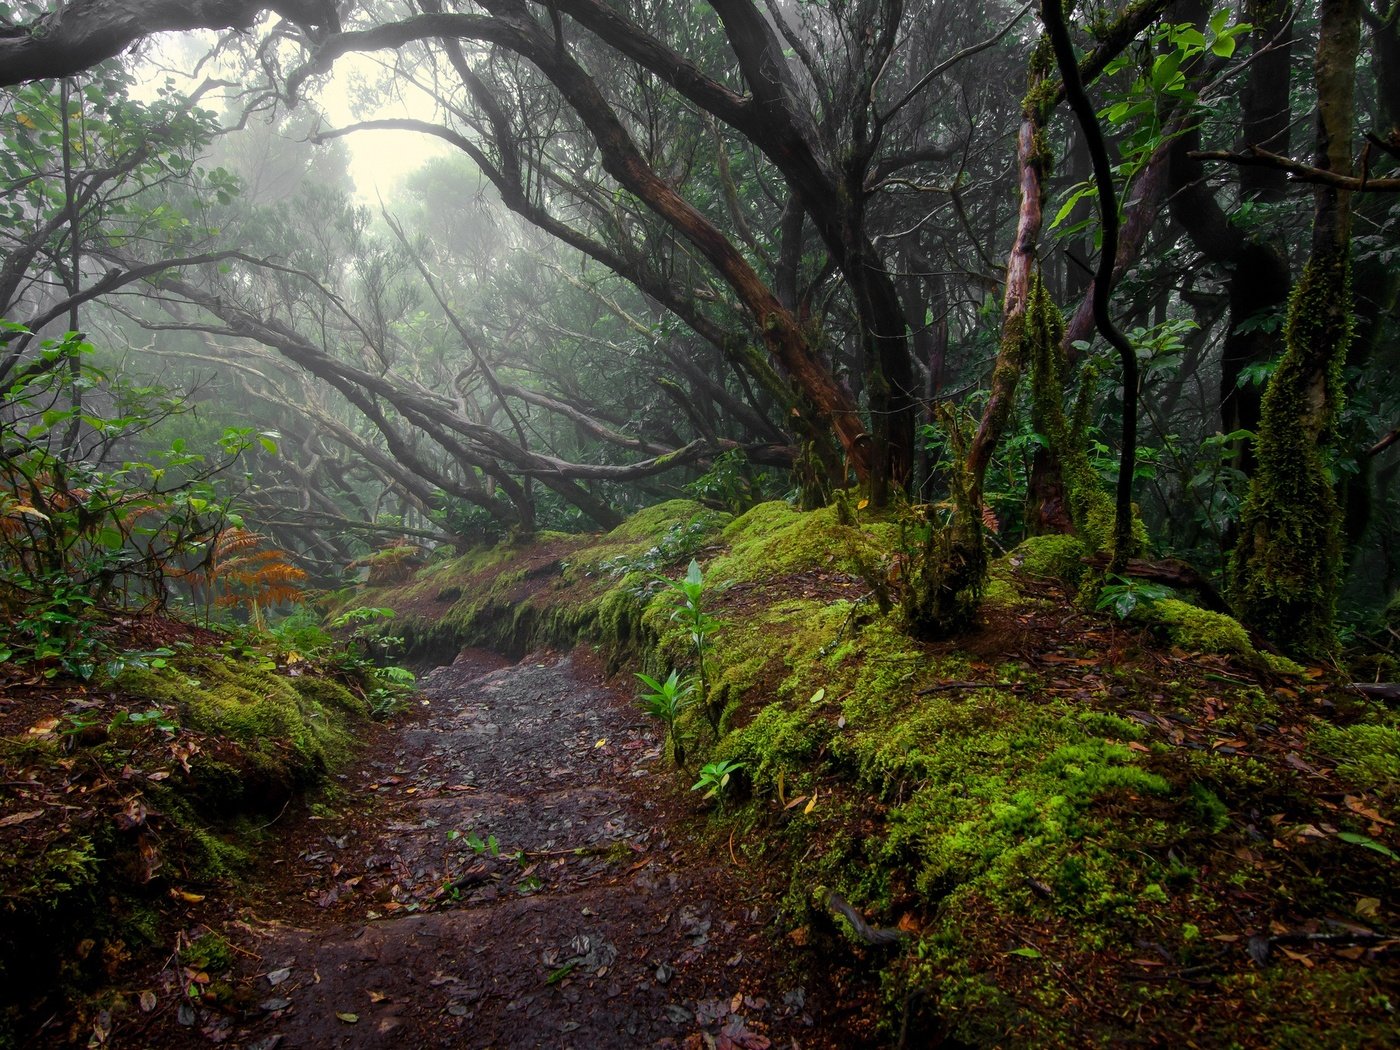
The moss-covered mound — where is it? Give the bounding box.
[348,500,731,665]
[0,641,368,1042]
[360,500,1400,1046]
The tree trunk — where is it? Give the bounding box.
[1229,0,1361,658]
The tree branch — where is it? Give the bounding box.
[1188,145,1400,191]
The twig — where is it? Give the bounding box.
[825,891,908,947]
[254,797,292,831]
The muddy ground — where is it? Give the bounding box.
[111,648,876,1049]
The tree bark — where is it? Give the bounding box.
[0,0,337,85]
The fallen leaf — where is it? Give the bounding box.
[367,990,388,1003]
[595,738,607,748]
[1356,897,1382,919]
[787,926,809,947]
[169,888,205,903]
[1279,947,1314,968]
[0,809,44,828]
[1345,796,1395,827]
[803,790,818,815]
[139,991,157,1013]
[1007,947,1042,959]
[336,1012,359,1023]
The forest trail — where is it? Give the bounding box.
[136,648,840,1049]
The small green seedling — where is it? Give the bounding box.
[692,758,744,803]
[635,668,692,764]
[660,559,725,733]
[447,829,499,857]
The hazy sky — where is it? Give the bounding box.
[135,30,450,203]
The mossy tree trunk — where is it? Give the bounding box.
[1229,0,1361,659]
[1026,274,1117,548]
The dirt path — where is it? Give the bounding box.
[132,648,851,1049]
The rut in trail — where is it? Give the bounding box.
[163,649,839,1049]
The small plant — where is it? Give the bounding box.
[635,668,692,765]
[692,758,744,804]
[367,664,416,718]
[447,828,500,857]
[662,559,724,733]
[1095,574,1171,619]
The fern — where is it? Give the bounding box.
[184,527,307,616]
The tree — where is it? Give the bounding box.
[1229,0,1362,657]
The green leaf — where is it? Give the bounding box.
[1210,35,1237,58]
[1007,947,1043,959]
[1337,831,1399,862]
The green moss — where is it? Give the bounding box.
[1152,599,1254,654]
[982,576,1020,607]
[591,498,717,545]
[1024,275,1120,554]
[1310,720,1400,798]
[1140,599,1307,675]
[1007,534,1089,583]
[708,501,897,586]
[116,653,366,811]
[1230,255,1354,658]
[180,931,233,974]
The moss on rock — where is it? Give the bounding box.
[1006,534,1089,584]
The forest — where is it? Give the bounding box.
[0,0,1397,1046]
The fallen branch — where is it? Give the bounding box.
[1351,683,1400,703]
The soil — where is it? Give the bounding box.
[104,647,872,1049]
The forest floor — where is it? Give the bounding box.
[107,646,867,1049]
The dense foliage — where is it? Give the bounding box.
[0,0,1396,650]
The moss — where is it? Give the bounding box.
[1007,534,1089,584]
[1151,599,1255,655]
[590,498,716,545]
[1230,255,1354,658]
[180,931,233,974]
[1310,720,1400,798]
[982,576,1020,608]
[706,501,896,586]
[1024,275,1121,554]
[1141,599,1307,676]
[116,653,366,814]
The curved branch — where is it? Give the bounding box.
[1041,0,1139,572]
[0,0,338,86]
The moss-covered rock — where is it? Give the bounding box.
[706,501,897,586]
[1142,599,1305,675]
[1005,534,1089,584]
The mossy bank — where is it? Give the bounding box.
[0,642,370,1046]
[360,500,1400,1046]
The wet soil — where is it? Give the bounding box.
[124,648,861,1049]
